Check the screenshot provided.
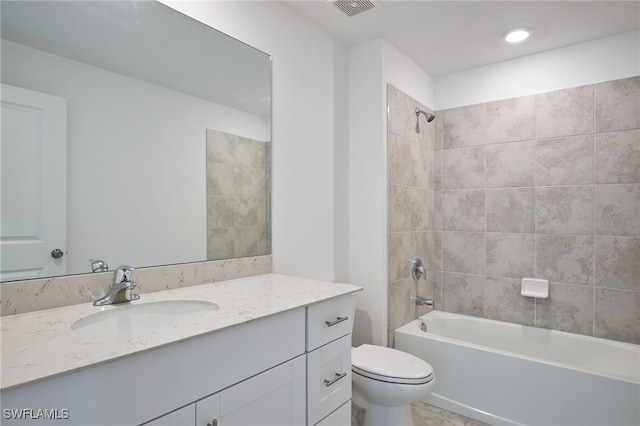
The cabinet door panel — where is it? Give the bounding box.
[195,393,220,426]
[221,355,305,426]
[143,405,195,426]
[196,355,306,426]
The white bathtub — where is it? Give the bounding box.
[395,310,640,426]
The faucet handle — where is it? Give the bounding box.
[114,265,134,283]
[128,281,141,301]
[411,258,427,281]
[117,267,139,301]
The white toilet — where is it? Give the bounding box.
[351,344,435,426]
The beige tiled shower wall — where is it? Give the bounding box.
[387,85,437,345]
[433,76,640,344]
[206,129,271,259]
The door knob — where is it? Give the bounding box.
[51,248,64,259]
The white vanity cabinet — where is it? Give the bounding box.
[1,277,361,426]
[1,308,306,426]
[144,295,356,426]
[306,295,354,426]
[147,295,356,426]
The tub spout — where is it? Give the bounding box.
[415,297,434,308]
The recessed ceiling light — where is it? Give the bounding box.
[505,29,531,44]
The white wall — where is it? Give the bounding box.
[349,40,386,346]
[333,42,351,283]
[382,40,436,109]
[349,39,434,346]
[163,1,348,282]
[1,39,266,274]
[435,30,640,110]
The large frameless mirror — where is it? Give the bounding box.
[0,1,272,282]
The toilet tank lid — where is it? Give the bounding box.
[351,344,433,379]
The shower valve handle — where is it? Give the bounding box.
[411,257,427,280]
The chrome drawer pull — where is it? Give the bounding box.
[324,372,347,387]
[325,316,348,327]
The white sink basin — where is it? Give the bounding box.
[71,300,220,334]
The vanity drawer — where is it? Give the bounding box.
[315,401,351,426]
[307,334,352,426]
[306,295,353,351]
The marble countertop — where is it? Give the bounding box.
[1,273,362,391]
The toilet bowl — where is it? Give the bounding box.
[351,344,435,426]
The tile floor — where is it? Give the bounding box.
[352,401,489,426]
[411,401,489,426]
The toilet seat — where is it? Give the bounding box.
[352,344,434,385]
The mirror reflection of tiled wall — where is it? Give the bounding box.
[206,129,271,260]
[388,76,639,345]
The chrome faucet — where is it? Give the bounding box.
[412,258,434,309]
[415,297,434,308]
[93,265,140,306]
[89,258,109,273]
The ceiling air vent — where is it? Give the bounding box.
[329,0,380,19]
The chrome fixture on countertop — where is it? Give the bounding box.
[93,265,140,306]
[89,258,109,273]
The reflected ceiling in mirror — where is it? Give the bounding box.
[0,1,272,282]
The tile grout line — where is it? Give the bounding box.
[439,115,444,310]
[439,148,443,308]
[483,103,488,319]
[592,83,597,338]
[533,93,538,327]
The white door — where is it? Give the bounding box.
[1,84,67,281]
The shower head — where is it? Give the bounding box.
[415,107,435,133]
[415,108,435,122]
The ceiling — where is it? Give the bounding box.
[283,1,640,77]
